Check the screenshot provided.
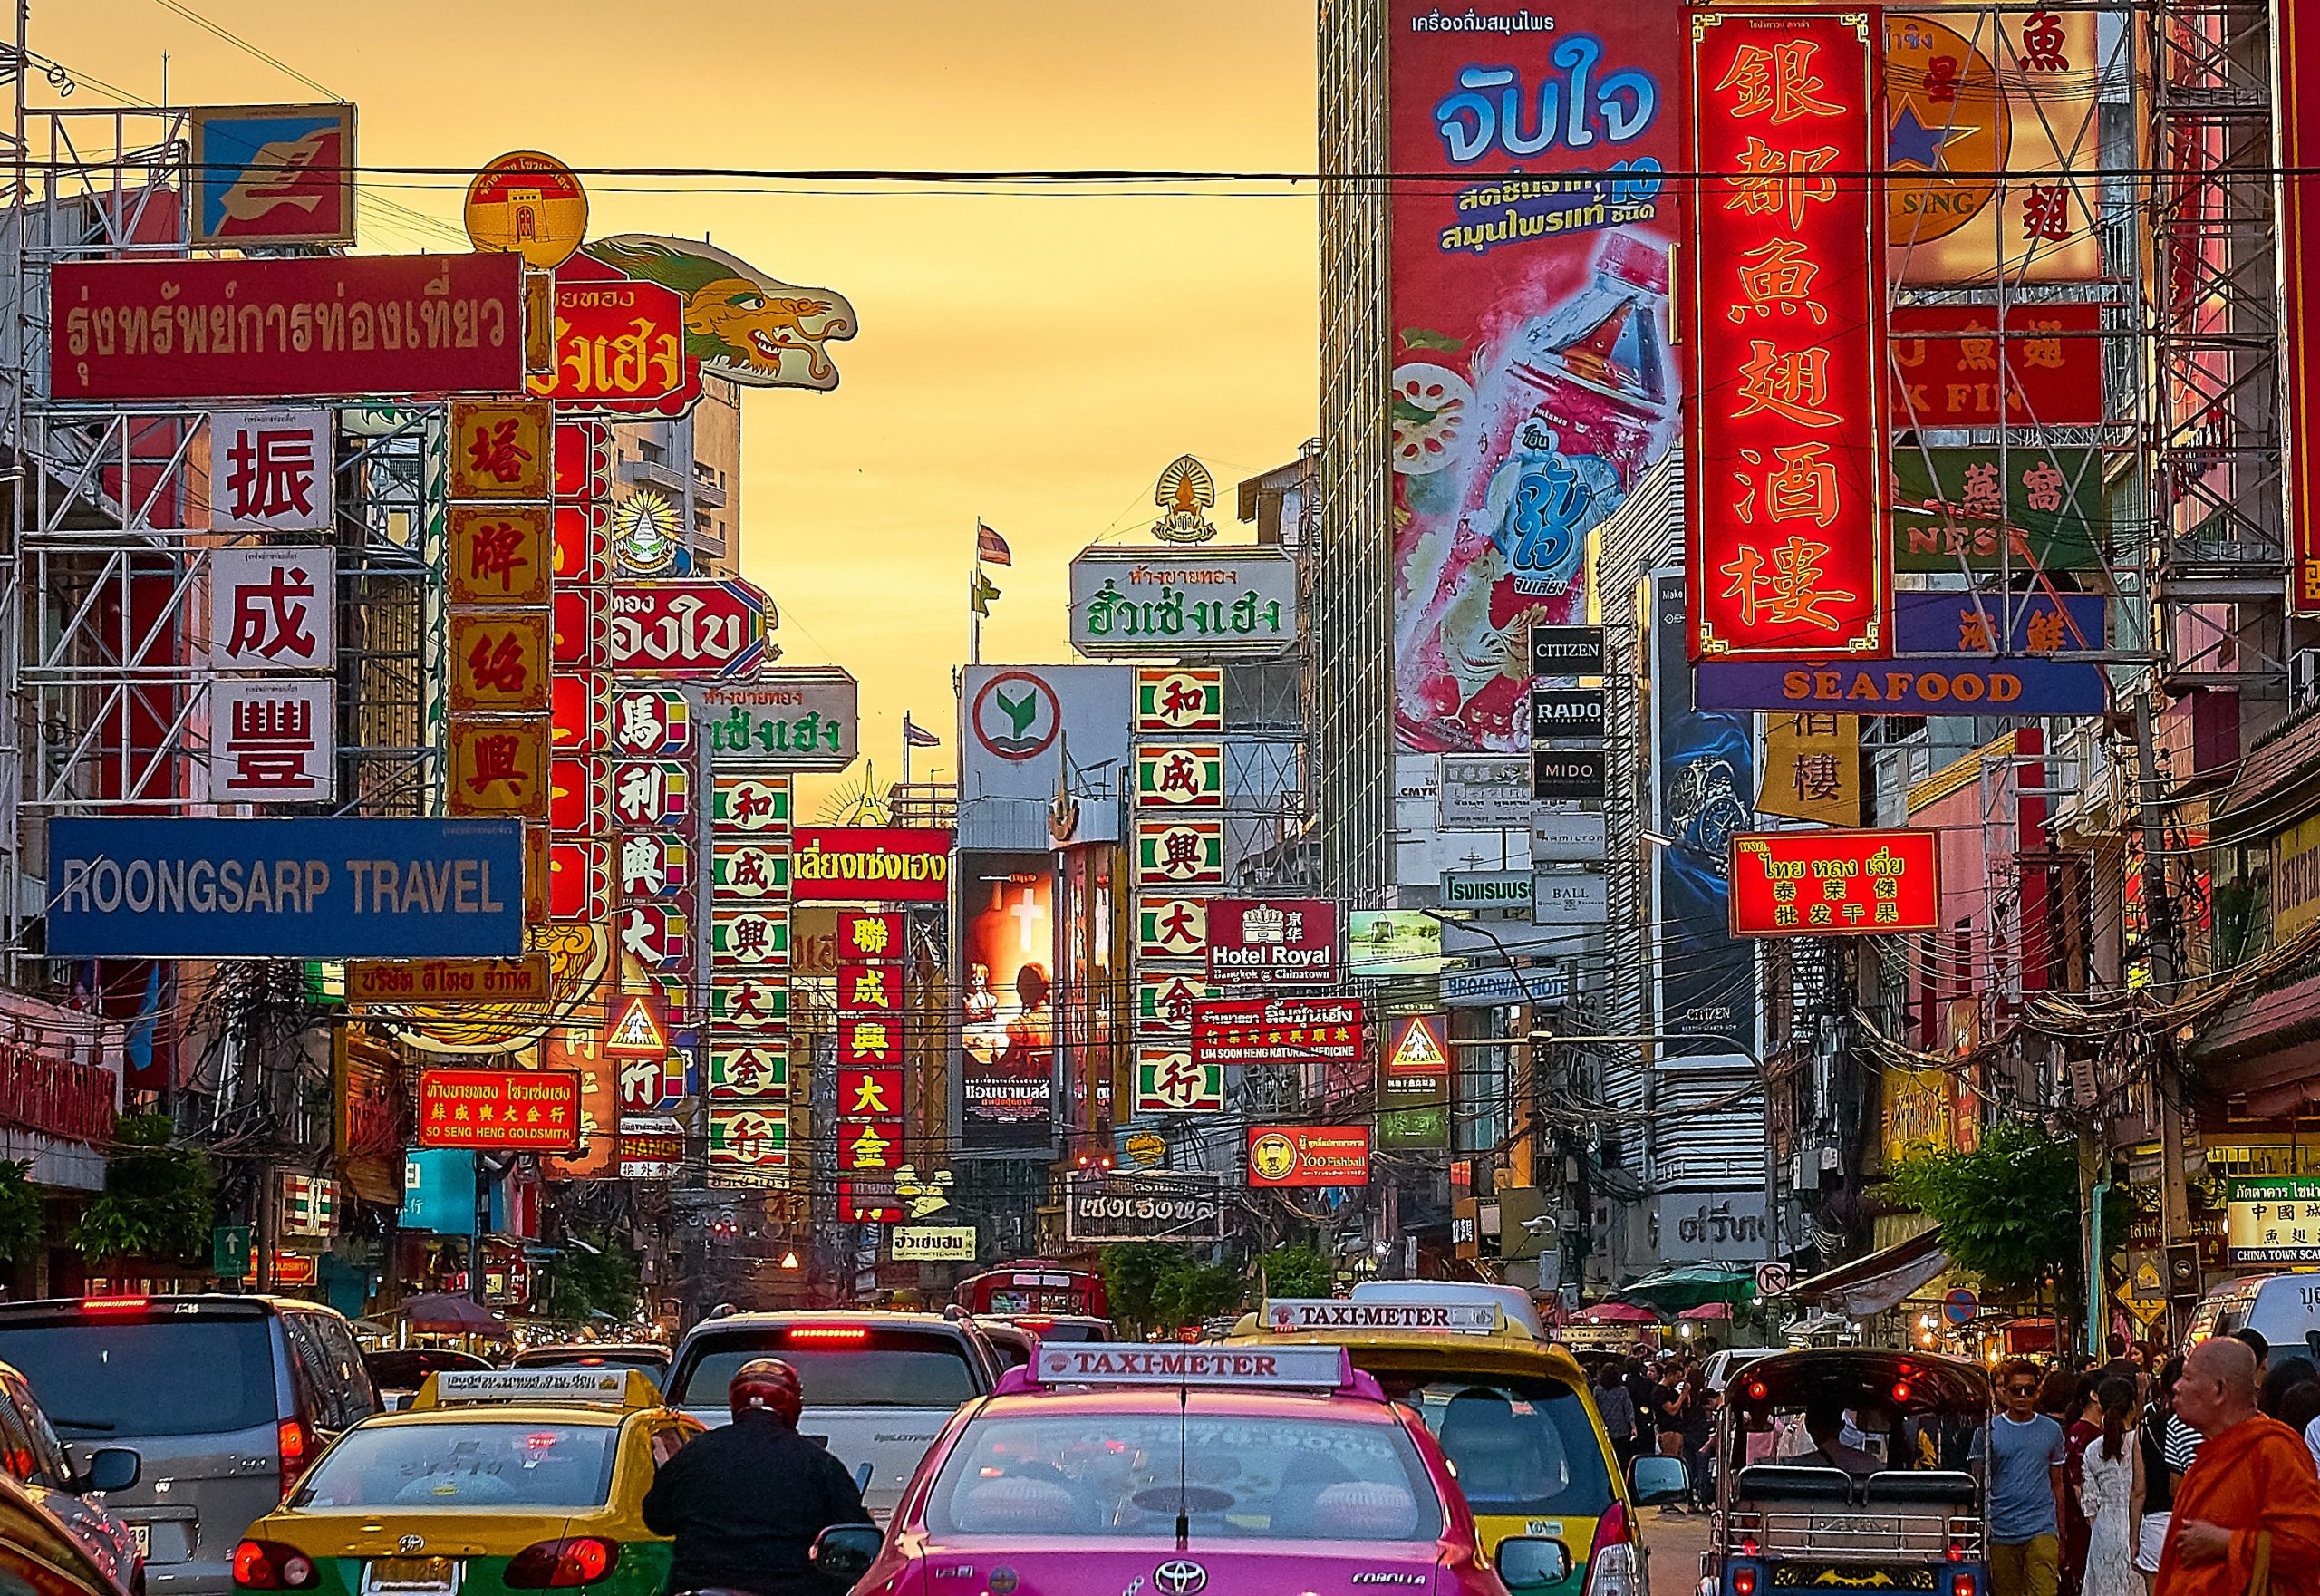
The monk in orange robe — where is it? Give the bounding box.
[2156,1336,2320,1596]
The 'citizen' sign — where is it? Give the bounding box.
[1532,749,1607,800]
[1530,687,1606,740]
[1529,624,1605,675]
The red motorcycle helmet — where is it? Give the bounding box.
[729,1357,804,1426]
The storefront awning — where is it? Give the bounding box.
[1787,1227,1949,1319]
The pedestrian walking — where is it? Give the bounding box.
[2081,1377,2141,1596]
[2137,1357,2186,1591]
[1979,1359,2070,1596]
[1594,1359,1639,1474]
[2154,1335,2320,1596]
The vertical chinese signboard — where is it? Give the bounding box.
[2288,0,2320,611]
[1129,669,1227,1121]
[835,910,906,1222]
[706,770,792,1187]
[1686,8,1888,660]
[447,397,554,823]
[1387,0,1684,752]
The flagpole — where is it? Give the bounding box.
[970,517,982,666]
[902,715,913,788]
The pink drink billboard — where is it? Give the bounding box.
[1388,4,1683,751]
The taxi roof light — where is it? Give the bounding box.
[1260,1298,1502,1335]
[408,1369,660,1411]
[1015,1343,1376,1397]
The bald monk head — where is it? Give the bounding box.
[2178,1335,2260,1439]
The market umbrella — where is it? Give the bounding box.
[1616,1263,1757,1312]
[399,1293,511,1338]
[1677,1301,1733,1320]
[1578,1301,1661,1323]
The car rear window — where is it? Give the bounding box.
[674,1329,981,1407]
[0,1316,276,1438]
[294,1422,619,1509]
[1378,1374,1613,1519]
[926,1408,1441,1540]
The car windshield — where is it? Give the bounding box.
[294,1422,620,1509]
[1378,1376,1612,1518]
[676,1334,980,1407]
[0,1318,276,1438]
[924,1408,1441,1542]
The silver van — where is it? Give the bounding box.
[663,1311,999,1520]
[0,1295,376,1596]
[2184,1271,2320,1358]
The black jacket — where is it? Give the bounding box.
[641,1412,874,1596]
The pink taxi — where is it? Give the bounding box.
[805,1342,1576,1596]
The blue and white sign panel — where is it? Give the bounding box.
[46,817,525,958]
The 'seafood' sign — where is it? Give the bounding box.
[1727,828,1941,937]
[345,956,551,1006]
[1033,1344,1348,1388]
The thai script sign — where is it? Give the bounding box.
[1063,1175,1227,1243]
[188,103,356,249]
[790,827,952,903]
[2292,0,2320,612]
[1247,1124,1372,1188]
[46,817,525,959]
[600,580,775,678]
[1687,9,1887,660]
[529,254,700,415]
[2276,812,2320,943]
[698,669,859,772]
[1442,870,1532,911]
[1891,447,2105,571]
[1191,996,1366,1071]
[1068,547,1297,657]
[416,1068,581,1151]
[1728,827,1942,937]
[2226,1177,2320,1264]
[1889,304,2105,430]
[890,1224,978,1262]
[1696,590,2109,714]
[52,253,523,400]
[1204,897,1339,987]
[0,1046,117,1147]
[345,956,551,1006]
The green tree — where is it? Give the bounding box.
[1099,1243,1184,1336]
[1254,1243,1333,1300]
[1886,1119,2121,1321]
[0,1161,44,1262]
[1154,1257,1242,1326]
[543,1227,642,1323]
[70,1115,214,1263]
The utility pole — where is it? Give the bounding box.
[2132,688,2193,1330]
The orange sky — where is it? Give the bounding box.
[42,0,1320,812]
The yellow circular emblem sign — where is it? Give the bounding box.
[1883,16,2008,249]
[1250,1132,1299,1183]
[464,150,590,271]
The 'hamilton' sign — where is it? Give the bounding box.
[1064,1174,1227,1243]
[1532,749,1606,800]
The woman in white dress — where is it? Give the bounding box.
[2080,1375,2143,1596]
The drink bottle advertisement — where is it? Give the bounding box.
[1388,2,1683,753]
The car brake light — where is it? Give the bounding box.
[786,1326,871,1343]
[233,1542,316,1590]
[1735,1570,1759,1596]
[1952,1576,1975,1596]
[1585,1504,1639,1596]
[1016,1316,1054,1330]
[505,1538,619,1588]
[1746,1379,1768,1401]
[81,1296,150,1312]
[276,1417,310,1499]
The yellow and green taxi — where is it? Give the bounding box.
[1229,1297,1669,1596]
[232,1369,700,1596]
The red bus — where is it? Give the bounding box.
[954,1260,1107,1320]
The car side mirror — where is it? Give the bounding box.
[809,1524,882,1582]
[82,1447,140,1494]
[1497,1536,1575,1591]
[1630,1453,1690,1505]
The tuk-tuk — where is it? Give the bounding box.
[1706,1349,1989,1596]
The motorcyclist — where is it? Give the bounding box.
[642,1358,874,1595]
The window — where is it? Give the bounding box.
[673,1331,981,1409]
[924,1409,1441,1542]
[294,1422,620,1510]
[0,1317,277,1437]
[1375,1376,1612,1518]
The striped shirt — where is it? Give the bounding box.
[2166,1412,2205,1474]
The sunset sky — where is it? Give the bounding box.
[42,0,1320,811]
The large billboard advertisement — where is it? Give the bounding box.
[1387,0,1682,751]
[959,851,1055,1154]
[1648,572,1757,1045]
[958,665,1133,850]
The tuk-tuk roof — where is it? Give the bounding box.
[1721,1347,1991,1413]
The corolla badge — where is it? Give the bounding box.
[1155,1562,1208,1595]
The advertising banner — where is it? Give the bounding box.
[1348,910,1442,977]
[52,253,524,400]
[1889,305,2105,430]
[1529,625,1607,677]
[1191,996,1366,1071]
[601,580,775,678]
[959,665,1134,850]
[1064,1175,1227,1243]
[1069,547,1296,657]
[188,104,356,248]
[1204,897,1338,987]
[1438,755,1532,829]
[1388,0,1681,751]
[790,827,952,903]
[1728,827,1942,936]
[1247,1125,1372,1188]
[1532,748,1606,800]
[1532,810,1607,863]
[1696,590,2109,714]
[959,851,1054,1153]
[1529,688,1605,741]
[46,817,525,959]
[1756,712,1860,826]
[1687,8,1887,660]
[1891,447,2106,571]
[2275,812,2320,943]
[2292,0,2320,611]
[417,1068,581,1151]
[1531,870,1610,925]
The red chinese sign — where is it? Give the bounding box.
[528,256,702,416]
[416,1067,582,1151]
[52,254,524,401]
[1189,996,1367,1072]
[1727,827,1940,937]
[603,581,775,679]
[1888,304,2104,430]
[1687,9,1887,660]
[2289,0,2320,611]
[836,904,906,1207]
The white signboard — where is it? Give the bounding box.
[1532,810,1609,863]
[890,1224,978,1263]
[1262,1299,1497,1332]
[211,408,334,532]
[210,546,335,670]
[209,679,334,801]
[1532,870,1610,925]
[1068,547,1297,659]
[1439,755,1533,830]
[959,664,1132,851]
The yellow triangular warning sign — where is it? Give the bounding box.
[604,994,666,1058]
[1391,1016,1446,1074]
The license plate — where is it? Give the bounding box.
[364,1558,459,1596]
[125,1523,150,1559]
